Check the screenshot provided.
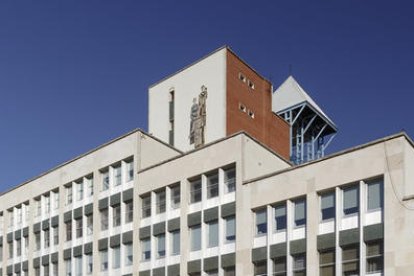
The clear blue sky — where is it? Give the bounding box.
[1,0,413,190]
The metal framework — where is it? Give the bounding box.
[278,102,337,165]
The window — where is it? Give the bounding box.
[273,256,287,276]
[156,234,166,258]
[76,218,82,238]
[343,186,359,215]
[102,170,109,191]
[254,260,267,276]
[35,199,41,217]
[45,195,51,215]
[238,73,246,82]
[24,236,29,256]
[16,239,21,256]
[274,204,287,231]
[44,264,50,276]
[113,205,121,227]
[0,245,2,261]
[171,230,180,255]
[44,229,50,248]
[319,249,335,276]
[224,267,236,276]
[294,199,306,227]
[66,186,73,205]
[224,167,236,193]
[126,160,134,182]
[156,190,166,214]
[125,243,133,266]
[225,216,236,243]
[248,79,255,89]
[53,263,58,276]
[53,226,59,245]
[65,221,72,241]
[86,215,93,235]
[342,244,359,276]
[86,177,93,197]
[293,254,306,276]
[35,267,41,276]
[35,232,41,250]
[114,165,122,186]
[76,181,83,201]
[206,172,219,199]
[53,191,59,210]
[170,184,180,209]
[141,195,151,218]
[321,193,335,221]
[207,220,219,248]
[190,224,201,251]
[141,238,151,261]
[367,181,383,210]
[8,241,13,259]
[366,240,383,274]
[86,254,93,274]
[100,250,108,271]
[239,103,247,112]
[65,259,72,276]
[75,256,82,276]
[190,178,202,203]
[112,246,121,269]
[255,209,267,235]
[125,201,133,223]
[248,110,255,118]
[100,209,108,231]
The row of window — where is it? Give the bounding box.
[253,239,383,276]
[254,179,383,236]
[238,72,255,89]
[140,166,235,219]
[140,215,236,262]
[2,158,134,235]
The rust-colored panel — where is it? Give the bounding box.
[226,50,290,160]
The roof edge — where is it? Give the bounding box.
[243,131,410,185]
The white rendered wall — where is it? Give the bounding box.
[148,48,227,152]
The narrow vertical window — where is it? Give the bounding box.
[35,232,41,250]
[112,246,121,269]
[65,221,72,241]
[76,181,83,201]
[207,220,219,248]
[125,243,133,266]
[86,176,93,197]
[366,240,383,274]
[292,254,306,276]
[224,167,236,193]
[86,254,93,274]
[156,234,166,258]
[113,205,121,227]
[274,204,287,231]
[113,165,122,186]
[273,256,287,276]
[44,229,50,248]
[206,171,219,199]
[190,178,202,203]
[170,184,181,209]
[156,190,166,214]
[53,226,59,245]
[66,186,72,205]
[45,195,51,215]
[171,230,180,255]
[342,244,359,275]
[100,208,108,231]
[65,259,72,276]
[225,216,236,243]
[86,215,93,235]
[126,159,134,182]
[190,224,201,251]
[321,193,335,221]
[16,239,21,256]
[253,260,267,276]
[255,209,267,235]
[125,201,133,223]
[367,181,383,210]
[141,238,151,261]
[141,194,151,218]
[343,186,359,215]
[102,170,109,191]
[319,249,335,276]
[100,249,108,271]
[75,256,82,276]
[294,199,306,227]
[76,218,82,238]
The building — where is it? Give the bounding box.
[1,46,414,276]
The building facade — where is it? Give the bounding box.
[1,47,414,276]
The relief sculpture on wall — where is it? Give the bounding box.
[189,85,208,149]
